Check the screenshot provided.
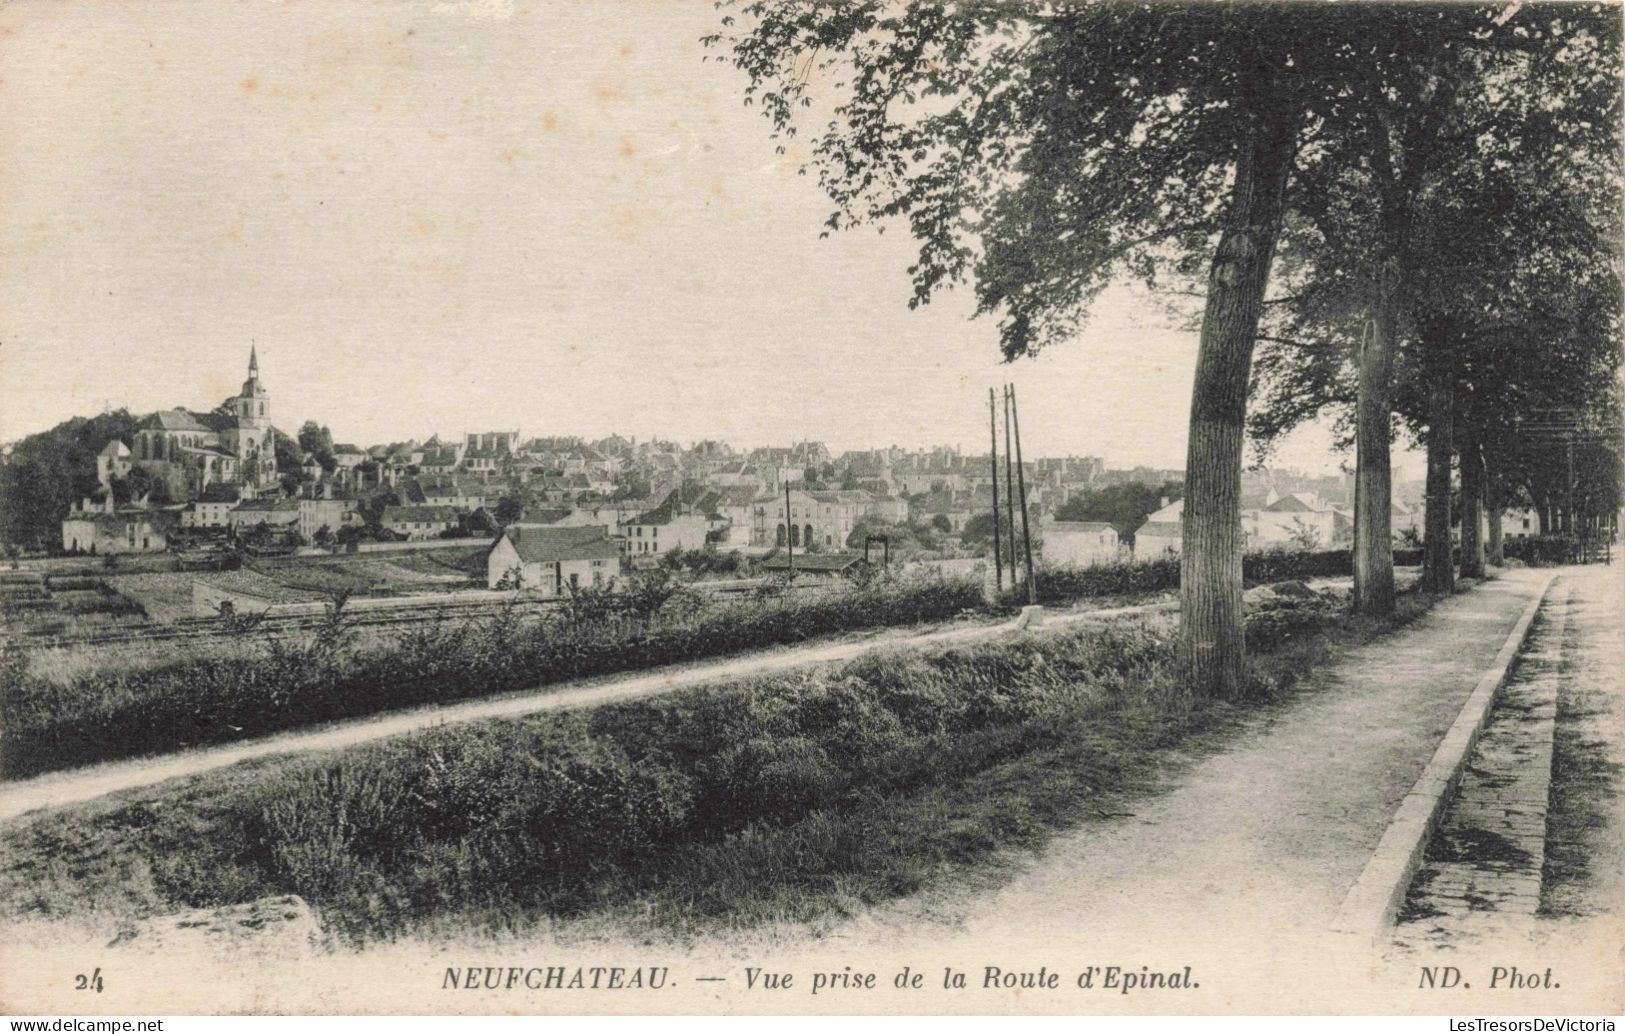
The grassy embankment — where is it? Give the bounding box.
[0,576,985,779]
[1,548,1394,781]
[0,584,1433,945]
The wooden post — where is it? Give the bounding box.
[988,388,1003,593]
[1003,386,1019,587]
[1010,383,1038,605]
[784,481,794,575]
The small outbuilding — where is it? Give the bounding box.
[486,523,620,594]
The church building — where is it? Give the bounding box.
[128,347,280,496]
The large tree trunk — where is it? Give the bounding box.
[1486,463,1505,566]
[1422,376,1455,594]
[1180,91,1298,699]
[1460,426,1486,578]
[1353,256,1399,614]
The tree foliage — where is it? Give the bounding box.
[0,410,141,549]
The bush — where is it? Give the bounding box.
[89,599,1332,943]
[0,574,985,779]
[1000,548,1362,608]
[1501,535,1576,566]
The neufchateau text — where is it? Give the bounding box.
[440,964,1198,995]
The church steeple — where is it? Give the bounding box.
[248,344,259,379]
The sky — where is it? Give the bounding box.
[0,0,1412,478]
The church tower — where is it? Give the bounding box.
[232,345,276,487]
[236,345,269,428]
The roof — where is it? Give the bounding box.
[1254,490,1319,510]
[1049,521,1118,535]
[712,485,761,509]
[1146,499,1184,521]
[178,445,236,459]
[498,524,620,564]
[1137,520,1182,537]
[143,409,213,433]
[99,440,131,457]
[236,497,300,512]
[630,483,712,525]
[808,490,874,505]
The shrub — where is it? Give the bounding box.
[85,599,1336,943]
[1001,548,1362,608]
[0,574,985,779]
[1501,535,1577,566]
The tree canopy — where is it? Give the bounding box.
[709,0,1622,694]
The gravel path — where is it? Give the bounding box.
[819,568,1554,959]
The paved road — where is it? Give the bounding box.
[0,597,1174,823]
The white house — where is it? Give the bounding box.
[1246,493,1338,550]
[299,497,359,541]
[181,499,238,529]
[1501,507,1540,540]
[380,505,460,540]
[622,487,714,558]
[486,524,620,594]
[229,496,301,534]
[1134,498,1185,556]
[96,439,132,489]
[1042,520,1123,567]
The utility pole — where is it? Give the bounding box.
[988,388,1003,593]
[1009,383,1038,605]
[784,481,794,576]
[1003,386,1019,588]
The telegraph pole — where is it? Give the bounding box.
[988,388,1004,593]
[1010,383,1038,605]
[1003,386,1019,588]
[784,481,794,575]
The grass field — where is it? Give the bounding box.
[0,586,1433,946]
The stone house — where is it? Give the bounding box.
[622,487,712,558]
[486,524,620,594]
[380,505,461,540]
[1041,520,1123,567]
[62,500,174,554]
[229,497,301,536]
[299,497,360,541]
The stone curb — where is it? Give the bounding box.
[1328,571,1558,945]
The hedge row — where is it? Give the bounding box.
[1500,535,1580,566]
[1003,547,1412,608]
[0,576,984,779]
[140,600,1346,941]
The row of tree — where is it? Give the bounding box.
[708,0,1622,696]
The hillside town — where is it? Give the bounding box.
[37,348,1480,590]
